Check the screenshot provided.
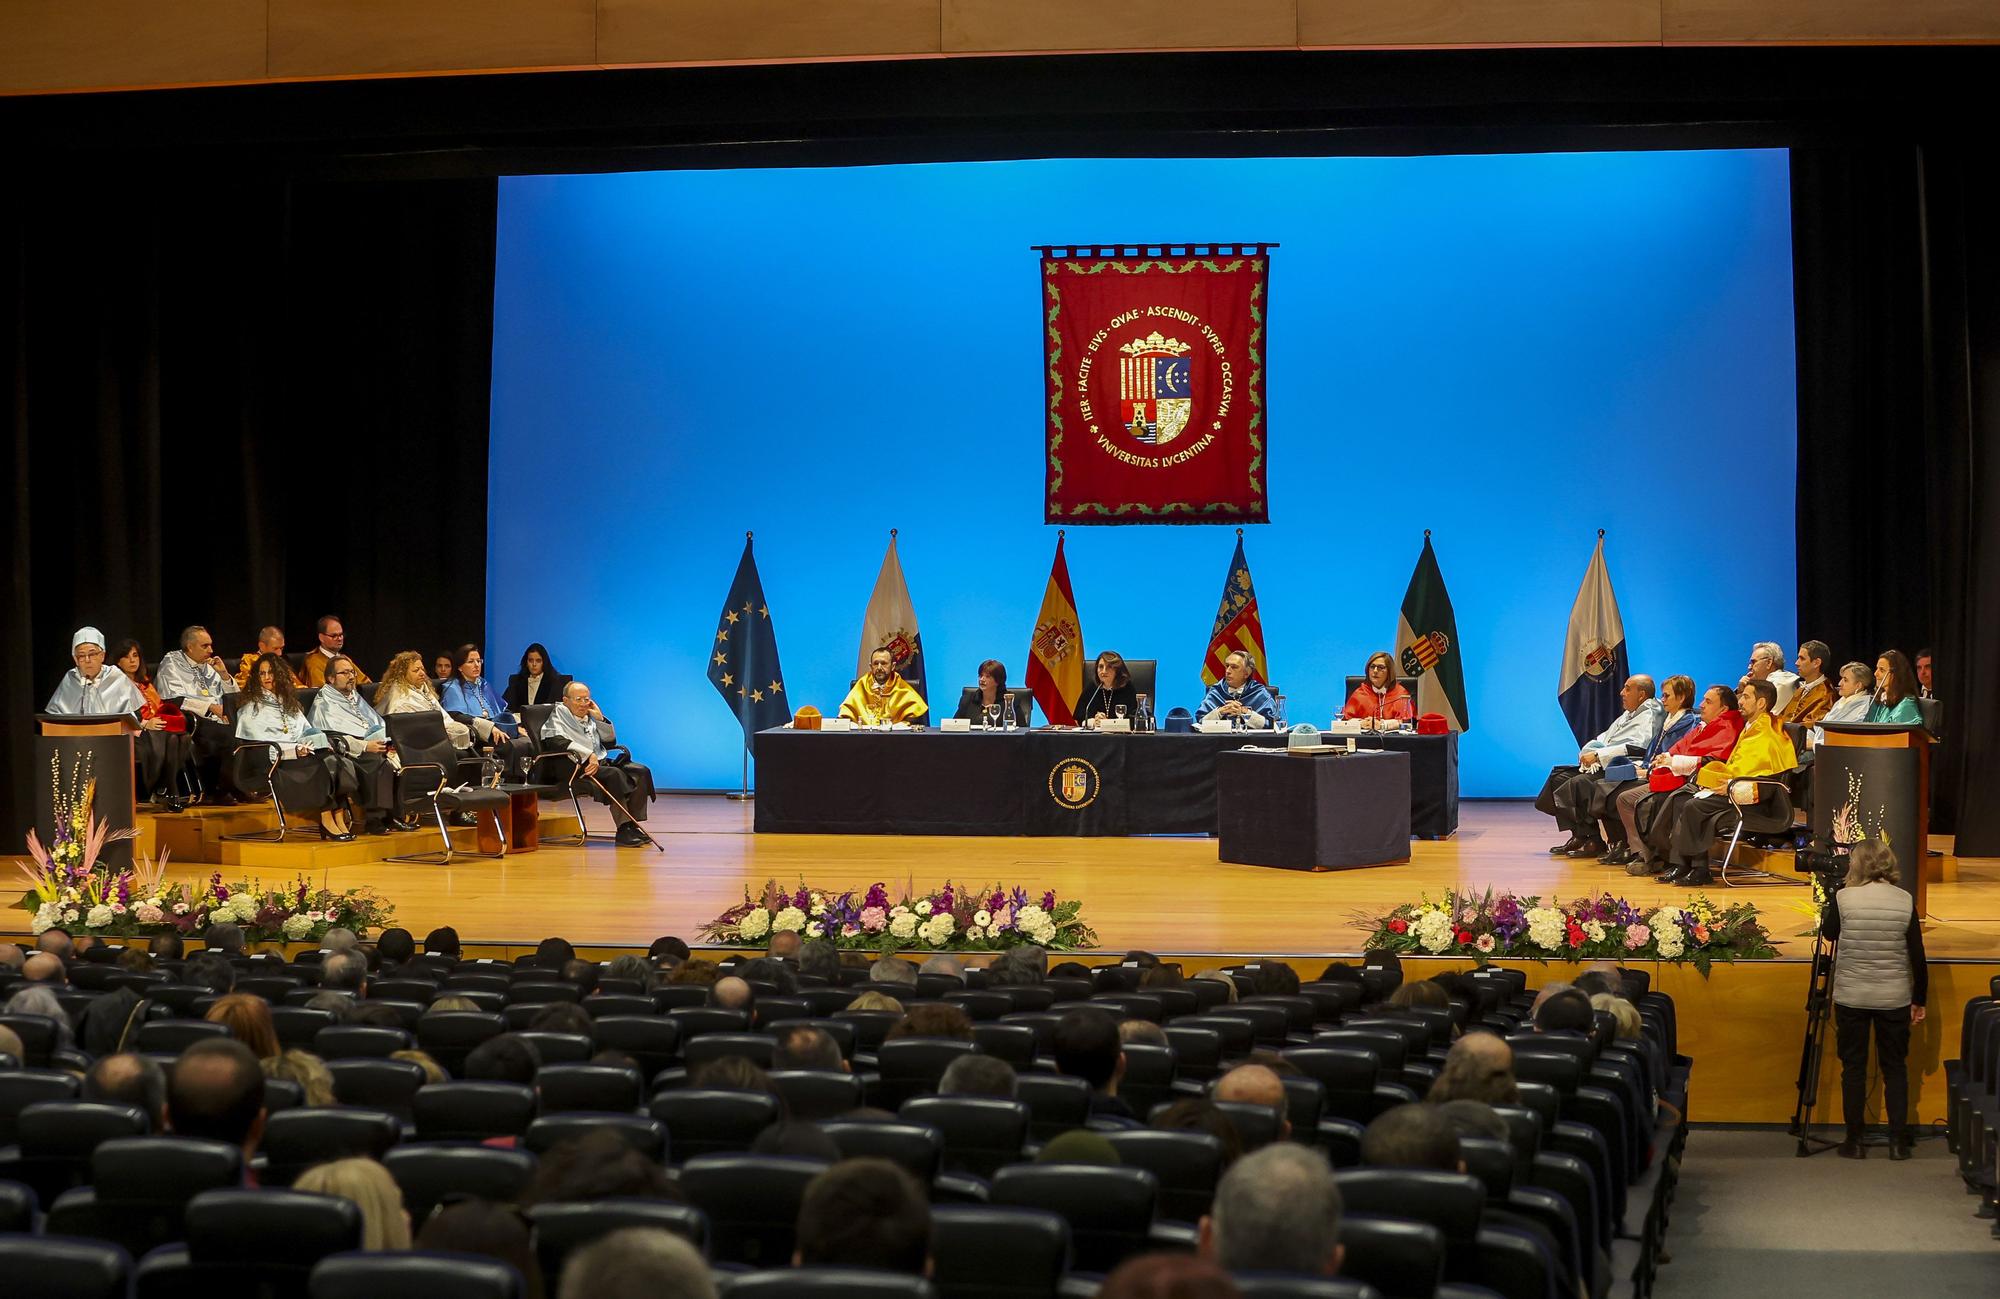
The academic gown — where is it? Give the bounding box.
[1340,683,1414,722]
[234,694,337,811]
[839,673,929,726]
[46,668,146,717]
[541,705,653,820]
[310,685,397,818]
[1197,679,1277,726]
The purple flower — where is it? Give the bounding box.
[1041,890,1057,911]
[792,886,809,910]
[865,883,889,909]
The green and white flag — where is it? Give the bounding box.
[1394,533,1469,731]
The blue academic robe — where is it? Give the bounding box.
[1197,678,1278,726]
[442,676,521,738]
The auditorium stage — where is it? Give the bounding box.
[12,797,2000,1125]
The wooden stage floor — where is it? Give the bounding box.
[287,796,2000,962]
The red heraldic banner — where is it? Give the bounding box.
[1041,246,1271,524]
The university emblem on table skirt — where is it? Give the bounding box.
[1048,757,1101,810]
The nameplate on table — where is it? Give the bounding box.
[818,718,854,732]
[939,718,972,732]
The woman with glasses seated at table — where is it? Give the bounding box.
[1078,650,1139,726]
[110,638,194,812]
[375,650,476,751]
[1341,651,1415,726]
[236,652,356,839]
[502,642,571,711]
[441,643,534,773]
[953,659,1032,727]
[1867,650,1925,724]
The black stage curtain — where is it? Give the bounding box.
[0,178,496,838]
[1793,143,2000,854]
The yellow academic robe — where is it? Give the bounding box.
[839,673,929,725]
[1695,713,1797,789]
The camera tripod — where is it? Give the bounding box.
[1789,920,1845,1156]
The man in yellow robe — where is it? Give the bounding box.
[840,647,929,726]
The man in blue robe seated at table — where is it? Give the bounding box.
[1197,651,1277,728]
[542,681,656,847]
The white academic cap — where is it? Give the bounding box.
[71,626,106,652]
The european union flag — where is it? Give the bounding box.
[710,535,789,749]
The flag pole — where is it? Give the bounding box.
[726,529,755,803]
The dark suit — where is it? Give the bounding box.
[954,688,1033,726]
[503,671,571,711]
[1077,682,1138,722]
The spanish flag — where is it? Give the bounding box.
[1026,533,1086,726]
[1201,534,1269,686]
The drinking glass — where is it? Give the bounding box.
[1115,705,1128,723]
[984,704,1001,729]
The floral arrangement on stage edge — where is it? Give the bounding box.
[1356,886,1777,976]
[701,879,1098,953]
[15,810,395,944]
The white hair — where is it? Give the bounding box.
[1753,642,1785,667]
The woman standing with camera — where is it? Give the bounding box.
[1820,840,1928,1159]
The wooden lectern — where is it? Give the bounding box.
[35,713,142,870]
[1815,721,1936,916]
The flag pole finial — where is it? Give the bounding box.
[1236,527,1243,538]
[1424,529,1431,539]
[1597,528,1605,539]
[890,527,897,540]
[745,530,753,540]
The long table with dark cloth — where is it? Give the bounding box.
[1216,748,1412,870]
[752,727,1458,837]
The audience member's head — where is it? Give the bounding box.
[37,928,74,959]
[324,926,362,954]
[689,1055,775,1096]
[1152,1098,1245,1170]
[794,1158,932,1275]
[648,936,692,965]
[939,1053,1018,1098]
[1249,961,1300,997]
[305,990,357,1022]
[147,933,184,962]
[1037,1130,1122,1166]
[869,956,919,988]
[536,937,576,968]
[1053,1008,1125,1093]
[168,1039,267,1155]
[1425,1032,1519,1106]
[21,952,64,985]
[751,1120,843,1161]
[0,942,23,972]
[392,1049,449,1086]
[1099,1254,1245,1299]
[117,947,155,973]
[773,1025,846,1072]
[558,1227,716,1299]
[1534,988,1595,1035]
[1119,1019,1170,1048]
[1362,1102,1462,1171]
[526,1129,678,1205]
[423,926,462,958]
[606,953,653,987]
[668,959,720,987]
[0,1024,23,1062]
[709,975,754,1015]
[987,945,1048,986]
[416,1200,544,1299]
[294,1158,412,1250]
[1213,1063,1289,1136]
[1194,969,1240,1002]
[1200,1143,1343,1276]
[348,1002,407,1031]
[1436,1098,1511,1145]
[797,939,840,983]
[767,930,804,962]
[1591,994,1643,1040]
[560,958,599,995]
[465,1033,541,1084]
[206,992,281,1059]
[888,1003,974,1042]
[1388,979,1451,1012]
[919,953,965,980]
[321,950,369,993]
[375,927,416,966]
[4,985,72,1050]
[844,991,904,1014]
[530,1002,597,1038]
[1571,970,1618,999]
[262,1049,337,1105]
[737,956,798,995]
[84,1052,169,1128]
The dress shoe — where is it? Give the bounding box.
[614,824,649,848]
[1889,1140,1914,1161]
[1654,865,1687,884]
[387,815,419,832]
[1598,845,1631,865]
[1567,839,1606,859]
[1625,857,1658,877]
[1679,867,1715,887]
[154,794,188,814]
[1836,1141,1865,1159]
[1548,838,1584,856]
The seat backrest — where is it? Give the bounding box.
[185,1186,362,1262]
[18,1100,150,1156]
[683,1031,777,1071]
[327,1057,427,1118]
[382,1145,536,1222]
[516,1031,595,1065]
[1236,1277,1386,1299]
[309,1249,527,1299]
[769,1070,867,1123]
[1335,1170,1484,1247]
[1011,1073,1090,1143]
[260,1108,401,1187]
[725,1268,937,1299]
[1125,659,1158,705]
[1336,1215,1447,1299]
[876,1038,979,1107]
[526,1199,708,1284]
[667,1006,751,1040]
[412,1082,537,1141]
[1162,1025,1225,1079]
[93,1135,242,1202]
[899,1096,1031,1179]
[591,1016,682,1077]
[523,1114,667,1160]
[989,1164,1158,1276]
[1209,1100,1285,1151]
[649,1089,784,1162]
[677,1154,830,1267]
[929,1204,1070,1299]
[0,1015,59,1068]
[1456,1136,1516,1199]
[0,1069,80,1145]
[0,1233,133,1299]
[382,711,461,790]
[820,1120,944,1182]
[535,1063,644,1114]
[1101,1129,1224,1223]
[314,1025,413,1060]
[580,994,655,1020]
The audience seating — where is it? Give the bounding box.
[134,1187,362,1297]
[1101,1128,1225,1223]
[411,1082,536,1141]
[901,1096,1032,1179]
[678,1153,827,1267]
[0,1101,150,1208]
[46,1137,242,1259]
[989,1163,1160,1275]
[0,1233,134,1299]
[327,1057,427,1119]
[820,1119,944,1181]
[526,1198,709,1282]
[309,1250,526,1299]
[382,1145,535,1221]
[651,1089,784,1162]
[522,1113,667,1160]
[726,1268,937,1298]
[260,1108,401,1187]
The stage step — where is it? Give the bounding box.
[137,803,583,874]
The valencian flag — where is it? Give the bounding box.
[1040,245,1271,524]
[1559,532,1630,745]
[1026,532,1086,726]
[856,530,926,707]
[709,534,789,749]
[1395,533,1469,732]
[1201,533,1269,686]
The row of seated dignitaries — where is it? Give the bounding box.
[1534,641,1930,887]
[43,624,653,846]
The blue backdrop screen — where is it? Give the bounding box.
[488,150,1797,796]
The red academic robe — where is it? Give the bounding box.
[1341,683,1414,721]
